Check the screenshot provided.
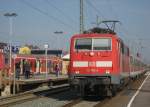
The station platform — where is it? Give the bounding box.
[5,73,68,85]
[2,74,68,95]
[129,72,150,107]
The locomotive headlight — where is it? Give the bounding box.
[90,52,94,56]
[106,70,110,74]
[75,71,79,74]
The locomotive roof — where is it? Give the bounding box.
[83,27,116,34]
[72,27,119,38]
[72,32,119,39]
[71,27,129,47]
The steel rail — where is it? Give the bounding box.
[62,98,83,107]
[94,75,146,107]
[0,84,69,107]
[63,74,146,107]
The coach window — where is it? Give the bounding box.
[75,38,92,50]
[127,48,129,56]
[93,38,111,50]
[124,47,127,55]
[121,42,124,54]
[130,56,133,64]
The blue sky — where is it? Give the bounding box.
[0,0,150,63]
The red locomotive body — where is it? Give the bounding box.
[69,33,130,77]
[68,29,143,96]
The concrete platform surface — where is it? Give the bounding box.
[5,74,68,84]
[131,73,150,107]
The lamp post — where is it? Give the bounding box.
[44,44,49,79]
[4,12,17,95]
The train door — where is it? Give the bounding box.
[119,41,123,73]
[41,59,46,73]
[36,59,40,73]
[0,52,4,69]
[30,59,36,73]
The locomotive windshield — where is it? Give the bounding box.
[75,38,92,50]
[75,38,111,51]
[93,38,111,50]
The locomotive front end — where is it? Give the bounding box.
[69,33,118,96]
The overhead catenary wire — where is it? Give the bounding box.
[20,0,75,30]
[106,0,143,44]
[86,0,141,56]
[84,0,92,28]
[44,0,78,25]
[106,0,119,20]
[85,0,109,30]
[105,0,135,42]
[86,0,129,38]
[104,0,143,54]
[86,0,120,30]
[86,0,107,20]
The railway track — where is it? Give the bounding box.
[62,98,83,107]
[3,73,147,107]
[94,75,147,107]
[62,74,147,107]
[0,84,69,107]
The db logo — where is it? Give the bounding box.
[88,61,96,67]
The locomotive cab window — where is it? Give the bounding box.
[75,38,111,51]
[75,38,92,50]
[93,38,111,50]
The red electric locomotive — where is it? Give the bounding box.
[69,27,133,96]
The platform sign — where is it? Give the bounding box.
[4,46,9,53]
[4,45,19,53]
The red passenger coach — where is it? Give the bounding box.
[69,28,131,96]
[11,54,62,75]
[0,50,5,69]
[0,49,9,76]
